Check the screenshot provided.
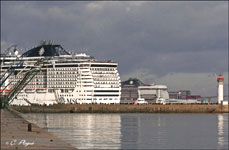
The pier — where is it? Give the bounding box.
[1,109,76,149]
[10,104,229,113]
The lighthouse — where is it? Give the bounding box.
[217,74,224,104]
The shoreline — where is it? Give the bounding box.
[10,104,229,113]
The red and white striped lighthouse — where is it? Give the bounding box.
[217,74,224,104]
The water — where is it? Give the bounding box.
[22,113,228,149]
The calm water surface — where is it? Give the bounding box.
[22,113,228,149]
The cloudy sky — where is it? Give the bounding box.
[1,1,228,97]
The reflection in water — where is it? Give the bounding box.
[22,113,229,149]
[120,114,168,149]
[217,114,228,149]
[156,115,167,147]
[23,114,121,149]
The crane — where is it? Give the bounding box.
[1,57,51,107]
[7,58,51,105]
[0,45,21,88]
[0,60,23,87]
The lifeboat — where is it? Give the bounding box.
[24,88,35,93]
[36,88,47,93]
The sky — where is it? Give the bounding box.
[1,1,228,97]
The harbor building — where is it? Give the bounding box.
[121,78,169,104]
[0,41,121,105]
[167,91,180,99]
[120,78,144,103]
[168,90,202,100]
[138,85,169,103]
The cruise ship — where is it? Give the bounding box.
[0,41,121,105]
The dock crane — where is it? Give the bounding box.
[7,67,40,104]
[8,58,51,105]
[1,57,51,108]
[0,45,21,88]
[0,60,23,88]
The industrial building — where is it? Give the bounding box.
[168,90,202,100]
[120,78,143,103]
[121,78,169,104]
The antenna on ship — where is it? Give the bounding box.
[48,40,54,45]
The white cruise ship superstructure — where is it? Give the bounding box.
[0,41,121,105]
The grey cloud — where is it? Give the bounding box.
[122,70,228,97]
[1,1,228,95]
